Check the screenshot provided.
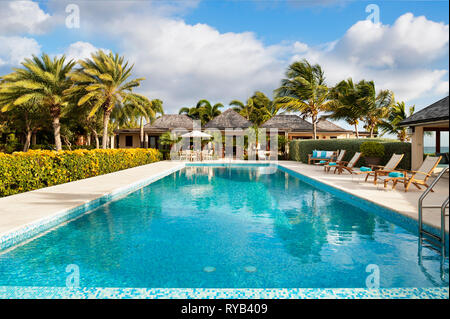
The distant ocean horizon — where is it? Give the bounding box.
[424,146,449,154]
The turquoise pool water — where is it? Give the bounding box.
[0,166,448,288]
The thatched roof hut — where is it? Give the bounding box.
[204,109,252,129]
[144,114,194,132]
[316,118,349,132]
[260,115,312,131]
[261,115,348,132]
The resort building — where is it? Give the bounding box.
[115,110,368,150]
[204,109,253,131]
[400,96,449,170]
[260,115,353,140]
[117,114,194,149]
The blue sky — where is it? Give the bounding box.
[186,0,449,45]
[0,0,448,145]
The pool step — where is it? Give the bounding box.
[418,166,449,258]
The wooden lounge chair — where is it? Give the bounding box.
[308,150,336,165]
[333,152,361,174]
[324,150,347,172]
[365,153,404,184]
[380,156,442,191]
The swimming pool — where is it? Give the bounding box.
[0,165,448,290]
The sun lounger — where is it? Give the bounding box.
[379,156,442,191]
[333,152,361,174]
[363,153,404,184]
[324,150,347,172]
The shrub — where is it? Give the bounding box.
[0,148,162,197]
[289,138,411,169]
[360,141,385,158]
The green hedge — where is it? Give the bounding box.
[0,148,162,197]
[289,138,411,169]
[0,143,96,153]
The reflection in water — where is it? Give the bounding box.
[418,238,448,284]
[0,166,448,288]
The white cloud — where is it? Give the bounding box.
[435,81,449,95]
[7,1,446,116]
[0,1,52,35]
[106,15,286,111]
[64,41,101,61]
[68,6,447,112]
[0,36,41,66]
[333,13,449,68]
[294,13,449,102]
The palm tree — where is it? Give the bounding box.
[230,98,253,120]
[230,92,280,126]
[196,99,223,124]
[179,105,201,120]
[358,80,394,138]
[0,54,75,150]
[179,99,223,125]
[274,59,331,139]
[137,99,163,147]
[65,50,149,149]
[379,101,415,141]
[326,78,365,138]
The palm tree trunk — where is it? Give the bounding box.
[31,131,37,146]
[23,112,32,152]
[140,117,144,148]
[23,130,32,152]
[92,130,99,149]
[102,109,112,149]
[312,115,317,140]
[369,126,374,138]
[354,124,359,138]
[52,116,63,151]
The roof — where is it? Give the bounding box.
[316,119,349,132]
[204,109,252,129]
[399,96,449,126]
[260,115,349,132]
[144,114,194,130]
[260,115,313,131]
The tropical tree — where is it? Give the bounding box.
[378,101,415,141]
[196,99,223,124]
[358,80,394,137]
[274,59,331,139]
[230,92,280,126]
[179,99,223,125]
[3,102,45,151]
[179,106,197,118]
[326,78,365,138]
[230,98,253,120]
[0,54,75,150]
[65,50,150,149]
[137,98,163,147]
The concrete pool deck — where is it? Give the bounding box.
[278,161,449,233]
[0,159,448,248]
[0,161,184,242]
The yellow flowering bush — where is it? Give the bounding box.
[0,148,162,197]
